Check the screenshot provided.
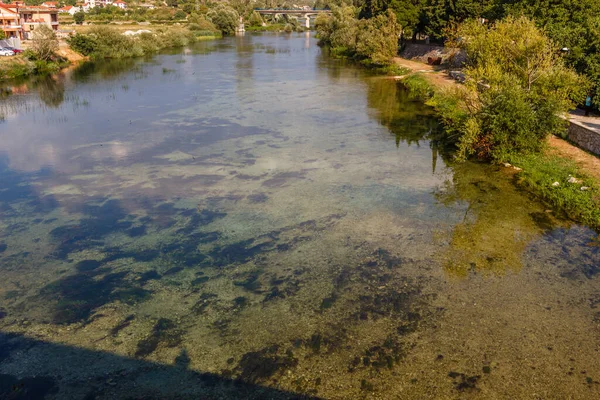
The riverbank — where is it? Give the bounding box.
[0,24,220,82]
[394,57,600,230]
[66,25,216,60]
[0,54,70,81]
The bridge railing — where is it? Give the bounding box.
[253,8,332,11]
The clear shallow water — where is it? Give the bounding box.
[0,33,599,399]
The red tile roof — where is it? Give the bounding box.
[0,3,18,14]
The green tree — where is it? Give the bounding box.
[356,9,400,65]
[73,11,85,24]
[388,0,423,35]
[358,0,388,19]
[207,4,240,35]
[66,32,98,55]
[188,13,218,32]
[417,0,494,40]
[432,17,587,161]
[0,31,5,40]
[248,11,264,27]
[229,0,254,17]
[323,5,359,51]
[494,0,600,109]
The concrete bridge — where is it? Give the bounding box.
[255,9,331,28]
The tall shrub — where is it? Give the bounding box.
[247,11,264,27]
[206,4,239,35]
[31,25,59,61]
[435,17,587,161]
[356,9,400,65]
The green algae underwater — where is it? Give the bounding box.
[0,33,599,399]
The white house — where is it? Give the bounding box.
[61,5,82,14]
[113,0,127,9]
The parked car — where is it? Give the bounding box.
[4,47,22,54]
[0,48,15,56]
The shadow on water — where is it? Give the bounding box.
[0,332,319,400]
[32,75,65,108]
[365,78,441,148]
[70,58,141,83]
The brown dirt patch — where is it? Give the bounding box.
[392,57,456,87]
[57,42,87,63]
[548,135,600,183]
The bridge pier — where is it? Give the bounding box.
[305,16,310,29]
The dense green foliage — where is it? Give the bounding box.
[316,6,400,65]
[0,57,35,80]
[403,72,600,229]
[0,35,66,81]
[206,4,239,35]
[453,17,585,161]
[356,10,401,65]
[187,13,220,35]
[247,11,264,27]
[317,0,600,109]
[413,18,586,162]
[73,11,85,25]
[67,26,196,60]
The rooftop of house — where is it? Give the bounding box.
[0,3,58,12]
[0,4,18,14]
[18,6,59,13]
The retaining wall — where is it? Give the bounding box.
[0,38,21,49]
[568,120,600,156]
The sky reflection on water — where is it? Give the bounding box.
[0,33,599,399]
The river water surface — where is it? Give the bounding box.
[0,33,599,399]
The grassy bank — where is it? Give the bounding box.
[0,53,69,81]
[402,73,600,230]
[67,25,215,60]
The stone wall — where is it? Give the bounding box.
[568,121,600,156]
[400,43,466,68]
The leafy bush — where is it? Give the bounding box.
[174,10,186,20]
[316,5,399,65]
[435,17,587,162]
[0,57,34,80]
[355,9,400,65]
[402,73,435,99]
[247,11,263,27]
[206,4,239,36]
[316,6,353,50]
[187,15,218,33]
[67,33,98,56]
[73,11,85,25]
[67,26,196,60]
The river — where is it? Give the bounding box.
[0,33,599,399]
